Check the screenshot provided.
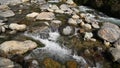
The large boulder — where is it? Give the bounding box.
[0,40,37,56]
[98,23,120,42]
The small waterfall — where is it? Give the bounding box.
[24,31,87,67]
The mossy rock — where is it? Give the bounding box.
[43,58,62,68]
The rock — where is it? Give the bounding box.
[90,38,96,42]
[31,0,46,4]
[51,20,62,24]
[0,10,15,17]
[43,58,61,68]
[76,19,83,24]
[102,22,120,29]
[72,14,79,19]
[0,0,22,5]
[55,9,64,14]
[22,0,29,2]
[9,23,26,31]
[60,4,70,11]
[98,23,120,42]
[66,0,74,5]
[104,40,110,47]
[40,4,49,11]
[48,0,61,3]
[68,18,77,25]
[36,12,55,20]
[98,28,120,42]
[0,57,22,68]
[113,39,120,49]
[82,24,92,30]
[91,22,100,29]
[50,5,59,10]
[0,40,37,56]
[110,48,120,62]
[71,8,79,13]
[47,8,54,12]
[0,5,10,10]
[84,32,93,40]
[66,61,78,68]
[28,60,40,68]
[59,25,75,36]
[111,39,120,62]
[26,12,39,18]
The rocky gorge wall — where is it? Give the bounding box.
[74,0,120,19]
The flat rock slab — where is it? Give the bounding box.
[0,10,15,17]
[98,22,120,42]
[36,12,55,20]
[0,40,37,56]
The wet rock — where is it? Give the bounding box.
[68,18,77,25]
[0,0,22,5]
[66,0,74,5]
[0,57,22,68]
[84,32,93,40]
[26,12,39,18]
[36,12,55,20]
[98,23,120,42]
[0,40,37,56]
[59,25,75,36]
[66,61,78,68]
[0,10,15,17]
[43,58,61,68]
[9,23,26,31]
